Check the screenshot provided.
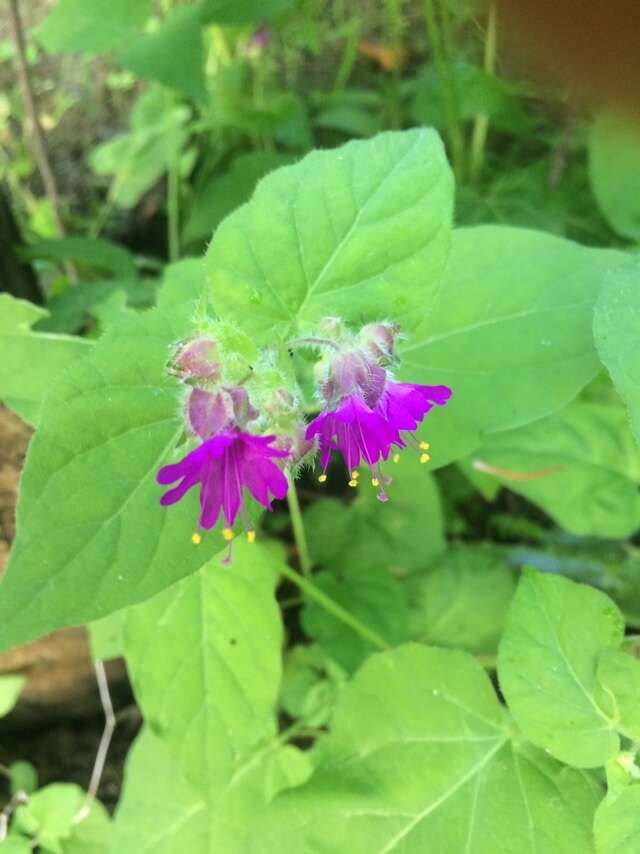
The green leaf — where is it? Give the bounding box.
[596,649,640,742]
[259,644,600,853]
[0,294,93,425]
[14,784,84,853]
[0,674,25,717]
[201,0,298,25]
[594,783,640,854]
[111,728,310,853]
[36,0,152,55]
[280,644,346,727]
[594,258,640,446]
[588,112,640,240]
[498,571,625,767]
[90,88,190,209]
[470,401,640,538]
[0,838,32,854]
[407,547,515,654]
[9,760,39,796]
[36,279,153,335]
[21,237,136,279]
[118,6,206,103]
[183,152,294,245]
[124,540,283,793]
[206,129,453,341]
[400,227,630,441]
[156,258,205,309]
[305,456,445,575]
[88,611,124,661]
[302,564,409,672]
[62,799,112,854]
[0,307,212,651]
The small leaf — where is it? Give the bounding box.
[36,0,152,55]
[498,571,624,767]
[21,237,136,280]
[0,674,26,717]
[14,784,84,853]
[596,648,640,742]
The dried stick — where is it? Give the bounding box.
[73,660,116,824]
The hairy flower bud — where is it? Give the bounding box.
[173,337,220,380]
[359,322,401,363]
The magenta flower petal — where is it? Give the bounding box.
[377,382,452,431]
[157,432,289,530]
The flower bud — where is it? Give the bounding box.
[173,337,220,380]
[322,350,386,409]
[359,322,400,363]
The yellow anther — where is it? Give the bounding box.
[420,452,430,464]
[246,530,256,544]
[318,473,327,483]
[191,532,202,545]
[348,479,358,488]
[392,453,401,463]
[222,527,235,541]
[419,441,430,450]
[371,477,380,487]
[351,470,360,479]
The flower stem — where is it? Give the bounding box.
[289,337,340,352]
[287,476,312,577]
[469,2,497,182]
[278,561,390,652]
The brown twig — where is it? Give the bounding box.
[7,0,67,239]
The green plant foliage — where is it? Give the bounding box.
[470,402,640,538]
[183,152,294,245]
[118,6,207,103]
[400,227,630,439]
[0,674,25,717]
[13,784,110,853]
[302,564,408,672]
[407,547,515,653]
[0,294,93,424]
[305,455,445,574]
[201,0,298,25]
[280,644,346,726]
[112,541,310,851]
[21,237,137,279]
[588,112,640,241]
[594,258,640,446]
[0,307,213,651]
[258,644,600,852]
[498,571,632,768]
[36,0,152,55]
[124,541,283,793]
[90,87,190,209]
[36,279,156,335]
[206,129,454,340]
[594,783,640,854]
[156,257,205,308]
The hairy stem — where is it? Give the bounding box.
[287,476,313,577]
[469,2,497,182]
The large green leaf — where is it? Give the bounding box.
[119,6,207,103]
[407,547,515,654]
[36,0,152,55]
[498,571,625,768]
[588,112,640,241]
[471,402,640,538]
[594,784,640,854]
[258,644,600,853]
[124,540,283,793]
[21,237,136,280]
[594,259,640,446]
[114,542,309,852]
[0,294,93,425]
[0,307,214,651]
[400,227,630,442]
[206,129,453,341]
[201,0,298,25]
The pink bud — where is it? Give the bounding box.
[173,338,220,380]
[359,322,400,362]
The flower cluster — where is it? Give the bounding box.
[156,321,452,549]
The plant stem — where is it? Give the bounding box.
[469,2,497,182]
[278,561,389,652]
[423,0,464,182]
[287,476,312,577]
[289,336,340,352]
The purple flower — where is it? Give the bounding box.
[157,431,289,532]
[306,372,452,499]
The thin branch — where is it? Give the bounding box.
[73,660,116,825]
[7,0,67,240]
